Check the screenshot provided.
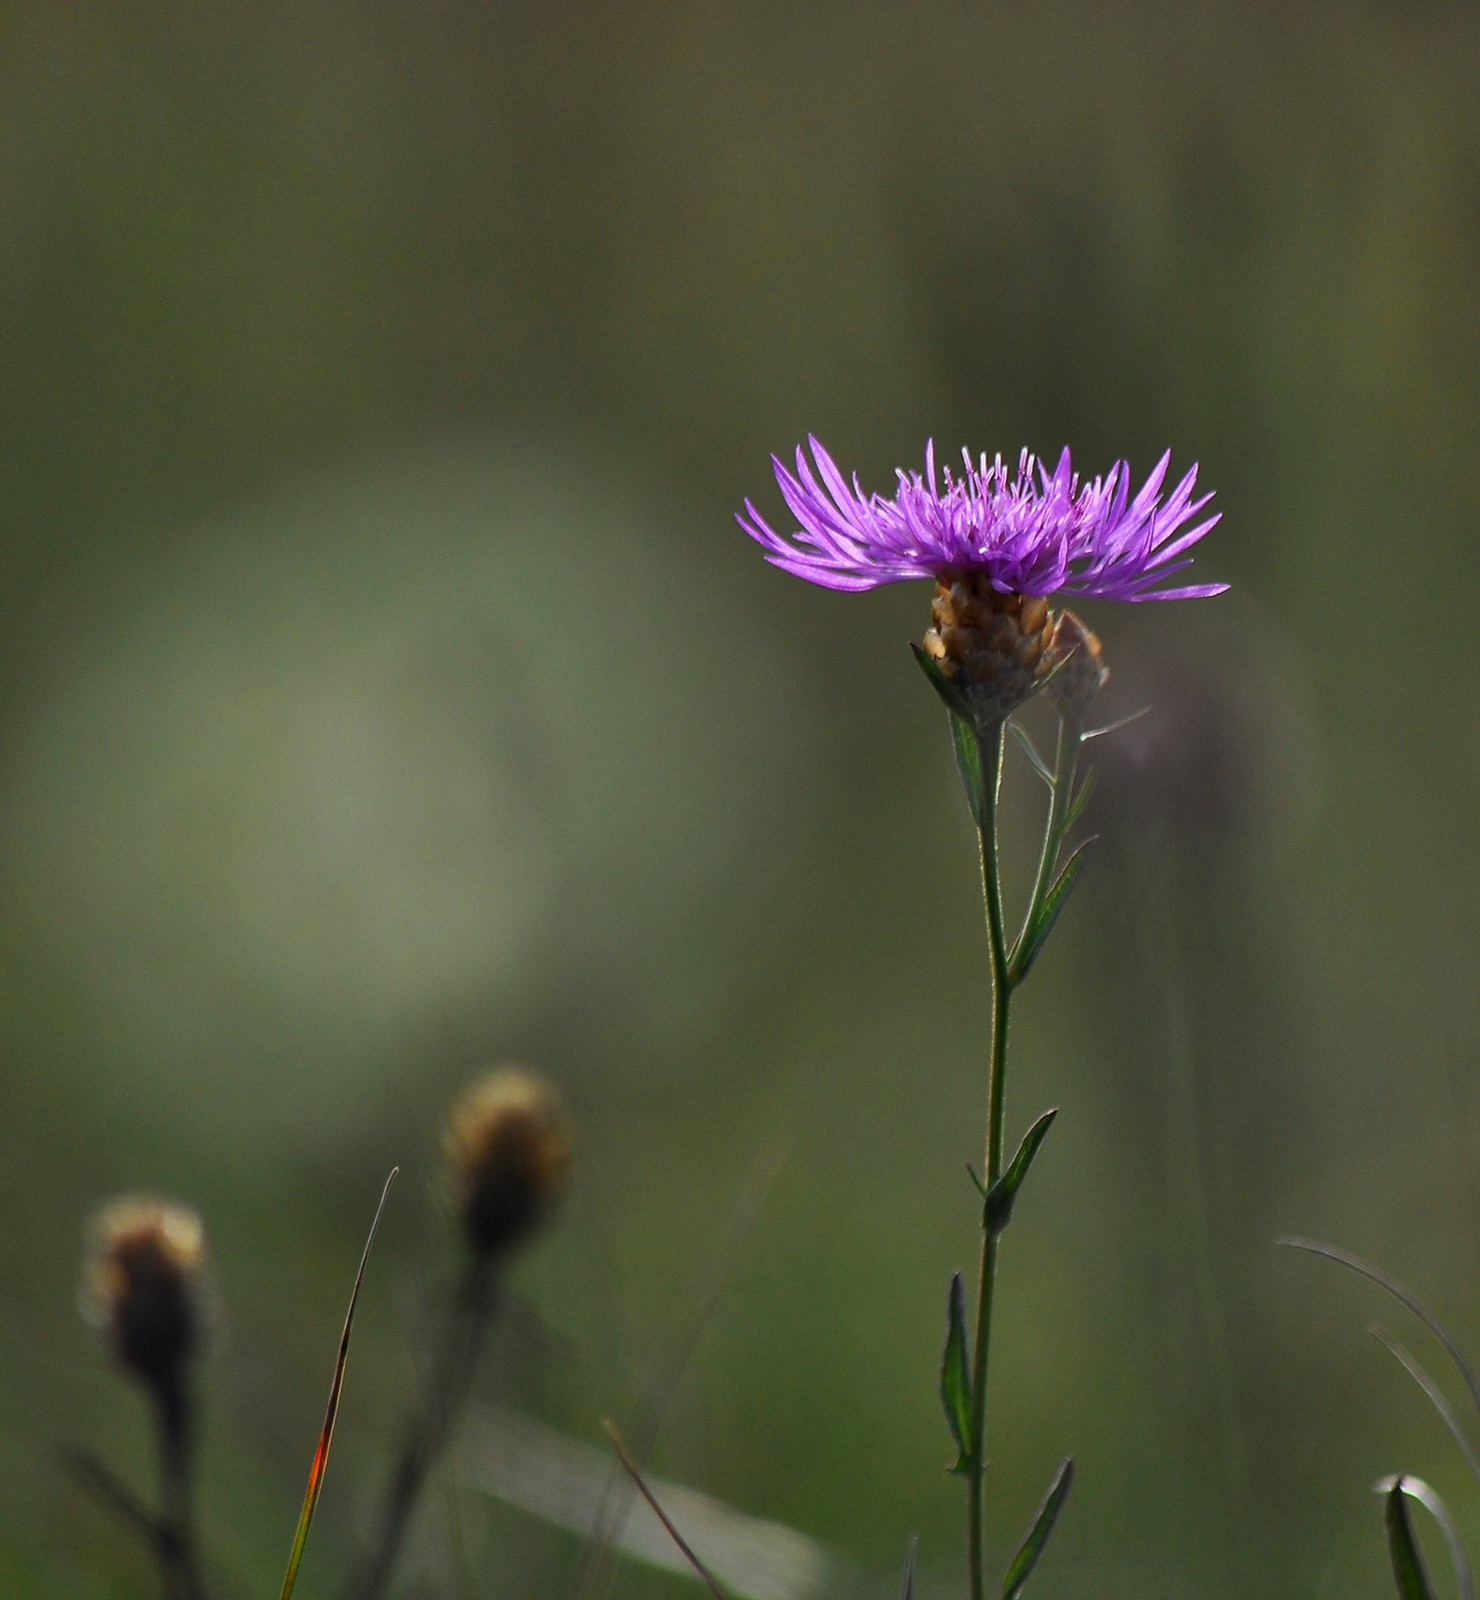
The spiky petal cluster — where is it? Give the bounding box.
[738,438,1224,600]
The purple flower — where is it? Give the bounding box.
[738,438,1225,600]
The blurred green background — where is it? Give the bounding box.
[1,2,1478,1595]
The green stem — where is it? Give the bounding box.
[966,722,1011,1600]
[154,1376,204,1600]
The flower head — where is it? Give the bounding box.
[444,1067,571,1261]
[1045,610,1110,724]
[738,438,1224,601]
[82,1195,207,1393]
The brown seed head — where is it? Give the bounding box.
[82,1196,206,1391]
[1046,610,1110,723]
[922,574,1056,726]
[444,1067,571,1260]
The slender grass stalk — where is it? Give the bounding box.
[349,1259,498,1600]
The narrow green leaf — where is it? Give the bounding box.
[1009,722,1054,788]
[965,1163,988,1200]
[1001,1457,1074,1600]
[984,1109,1059,1235]
[1376,1477,1474,1600]
[278,1169,398,1600]
[939,1272,972,1471]
[1382,1477,1440,1600]
[950,713,986,829]
[911,642,974,724]
[1062,767,1097,833]
[1012,838,1096,983]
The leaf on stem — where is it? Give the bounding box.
[984,1110,1059,1236]
[1009,722,1055,788]
[1000,1457,1074,1600]
[950,714,987,829]
[1012,838,1096,983]
[1375,1476,1474,1600]
[1061,768,1097,834]
[911,643,975,724]
[278,1168,398,1600]
[1381,1477,1440,1600]
[940,1272,973,1473]
[910,645,989,826]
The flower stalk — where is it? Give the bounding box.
[738,430,1223,1600]
[961,706,1086,1600]
[966,718,1011,1600]
[348,1259,499,1600]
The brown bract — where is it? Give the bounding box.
[923,575,1055,726]
[1046,610,1110,723]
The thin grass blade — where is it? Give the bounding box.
[1278,1238,1480,1421]
[278,1168,398,1600]
[575,1139,786,1600]
[1000,1457,1073,1600]
[899,1536,917,1600]
[1371,1326,1480,1487]
[1375,1475,1473,1600]
[603,1419,732,1600]
[1381,1477,1440,1600]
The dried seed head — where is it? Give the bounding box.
[922,575,1056,726]
[1046,610,1110,723]
[444,1068,571,1261]
[82,1196,206,1391]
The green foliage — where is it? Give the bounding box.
[1012,838,1095,983]
[984,1109,1059,1236]
[1000,1457,1074,1600]
[939,1272,973,1474]
[1382,1479,1438,1600]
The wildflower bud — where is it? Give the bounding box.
[1046,609,1109,723]
[82,1196,206,1394]
[922,574,1056,725]
[444,1068,570,1261]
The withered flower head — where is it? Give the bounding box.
[444,1068,571,1261]
[1046,609,1110,723]
[82,1196,206,1391]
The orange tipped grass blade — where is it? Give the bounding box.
[278,1168,398,1600]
